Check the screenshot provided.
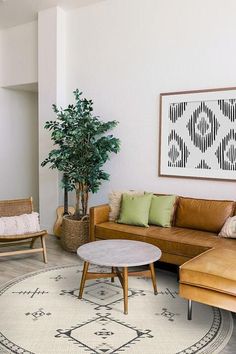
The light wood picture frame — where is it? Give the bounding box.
[159,87,236,181]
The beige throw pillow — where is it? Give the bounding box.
[218,216,236,238]
[108,190,144,221]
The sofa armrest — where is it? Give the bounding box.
[89,204,110,241]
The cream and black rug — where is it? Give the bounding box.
[0,263,233,354]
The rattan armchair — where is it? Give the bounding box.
[0,197,47,263]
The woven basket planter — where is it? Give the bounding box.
[61,215,89,253]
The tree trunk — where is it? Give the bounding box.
[75,183,81,219]
[75,183,89,219]
[81,184,89,216]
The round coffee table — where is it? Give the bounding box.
[77,239,162,314]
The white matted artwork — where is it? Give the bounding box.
[159,87,236,180]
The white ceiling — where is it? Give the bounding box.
[0,0,104,29]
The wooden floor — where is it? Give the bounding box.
[0,235,79,283]
[0,235,235,353]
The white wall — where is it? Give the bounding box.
[0,88,39,209]
[0,21,39,210]
[0,21,37,87]
[38,8,66,231]
[1,0,236,230]
[65,0,236,206]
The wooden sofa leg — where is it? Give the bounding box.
[177,266,180,282]
[41,236,48,264]
[188,299,192,320]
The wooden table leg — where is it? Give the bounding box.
[123,267,128,314]
[78,261,89,299]
[149,263,157,295]
[111,267,115,282]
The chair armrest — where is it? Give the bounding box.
[89,204,110,241]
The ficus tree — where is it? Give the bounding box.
[41,89,120,219]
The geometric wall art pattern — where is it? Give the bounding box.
[159,88,236,180]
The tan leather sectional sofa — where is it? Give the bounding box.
[89,195,236,317]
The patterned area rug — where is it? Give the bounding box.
[0,263,233,354]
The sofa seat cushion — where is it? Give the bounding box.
[95,222,220,258]
[180,248,236,296]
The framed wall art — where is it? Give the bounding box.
[159,87,236,181]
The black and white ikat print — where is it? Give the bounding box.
[167,99,236,173]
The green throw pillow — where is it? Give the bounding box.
[149,195,176,227]
[118,193,153,227]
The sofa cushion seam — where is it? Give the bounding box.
[180,281,236,296]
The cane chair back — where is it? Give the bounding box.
[0,197,47,263]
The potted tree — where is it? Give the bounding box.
[41,89,120,251]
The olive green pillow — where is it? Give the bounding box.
[118,193,153,227]
[149,195,176,227]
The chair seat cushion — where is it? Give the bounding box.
[180,248,236,296]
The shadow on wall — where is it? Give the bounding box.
[0,85,39,210]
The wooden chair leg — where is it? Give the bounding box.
[40,236,47,264]
[149,263,158,295]
[30,238,37,249]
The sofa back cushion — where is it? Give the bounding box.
[175,197,235,233]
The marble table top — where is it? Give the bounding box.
[77,239,162,267]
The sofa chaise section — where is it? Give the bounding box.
[179,247,236,316]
